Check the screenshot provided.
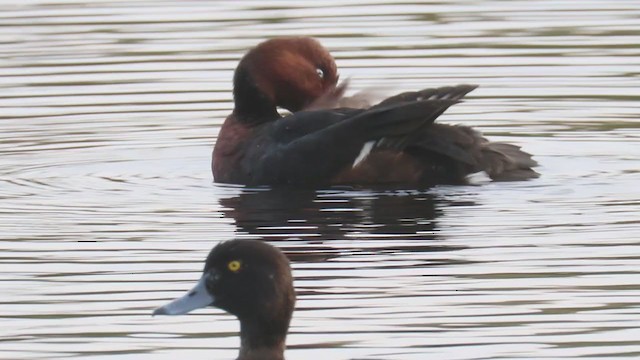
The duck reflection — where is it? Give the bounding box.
[218,186,472,262]
[220,187,439,238]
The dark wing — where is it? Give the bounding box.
[377,84,478,107]
[373,84,478,153]
[268,107,363,145]
[244,99,460,186]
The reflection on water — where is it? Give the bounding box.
[221,188,444,240]
[1,0,640,359]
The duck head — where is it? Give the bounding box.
[232,37,341,119]
[153,240,295,357]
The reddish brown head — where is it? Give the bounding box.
[233,37,340,118]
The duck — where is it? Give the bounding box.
[212,37,538,187]
[153,239,295,360]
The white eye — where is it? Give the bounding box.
[316,68,324,79]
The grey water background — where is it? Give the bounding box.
[1,1,640,359]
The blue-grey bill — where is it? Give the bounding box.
[153,276,214,316]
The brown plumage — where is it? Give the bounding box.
[212,37,538,187]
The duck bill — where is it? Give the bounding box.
[153,276,214,316]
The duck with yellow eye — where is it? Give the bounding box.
[154,240,295,360]
[227,259,242,272]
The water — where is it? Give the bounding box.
[1,0,639,359]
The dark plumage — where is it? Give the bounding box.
[153,240,295,360]
[212,37,538,187]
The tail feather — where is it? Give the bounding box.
[385,124,539,183]
[481,142,539,181]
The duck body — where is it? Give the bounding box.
[212,37,538,187]
[214,98,464,186]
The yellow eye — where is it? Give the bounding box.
[227,260,242,272]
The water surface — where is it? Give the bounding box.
[1,1,639,359]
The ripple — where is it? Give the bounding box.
[2,1,640,359]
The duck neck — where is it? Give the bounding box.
[237,316,288,360]
[232,65,280,125]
